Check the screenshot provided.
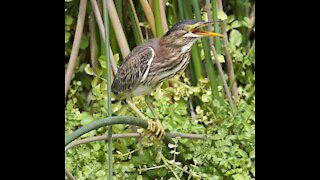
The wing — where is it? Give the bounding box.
[111,46,155,93]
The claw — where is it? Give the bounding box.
[146,120,165,140]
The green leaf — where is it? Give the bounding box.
[214,54,225,63]
[65,31,70,43]
[168,143,177,148]
[249,150,255,158]
[242,17,251,28]
[65,15,74,25]
[80,35,89,50]
[229,29,242,47]
[231,20,242,29]
[92,143,101,151]
[201,94,211,102]
[232,174,245,180]
[212,99,221,107]
[98,56,107,69]
[95,170,105,177]
[217,10,228,21]
[113,53,120,64]
[85,64,95,76]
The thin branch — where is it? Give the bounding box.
[216,0,239,99]
[139,0,157,37]
[90,0,105,40]
[205,0,235,109]
[159,0,168,33]
[65,167,75,180]
[108,0,130,58]
[248,2,255,38]
[189,97,196,121]
[160,152,181,180]
[65,0,87,98]
[65,132,205,152]
[167,133,204,139]
[89,12,98,72]
[210,44,235,109]
[129,0,144,43]
[90,0,118,75]
[109,47,117,76]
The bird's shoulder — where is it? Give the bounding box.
[111,39,159,93]
[122,38,160,63]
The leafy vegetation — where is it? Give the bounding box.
[65,0,255,179]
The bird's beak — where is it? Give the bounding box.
[192,22,223,37]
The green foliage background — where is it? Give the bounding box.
[65,0,255,179]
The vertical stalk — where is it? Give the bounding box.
[128,0,144,45]
[159,0,168,33]
[235,0,248,47]
[217,0,239,99]
[102,0,113,179]
[108,0,130,58]
[177,0,184,20]
[191,0,222,104]
[139,0,157,37]
[65,0,87,98]
[211,0,221,54]
[114,0,123,26]
[181,0,203,86]
[109,20,118,54]
[89,12,98,72]
[153,0,163,37]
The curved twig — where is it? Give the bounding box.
[65,167,75,180]
[65,0,87,98]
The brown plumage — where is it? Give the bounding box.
[111,20,223,139]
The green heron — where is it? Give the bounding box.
[112,20,223,139]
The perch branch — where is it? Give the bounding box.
[65,132,204,152]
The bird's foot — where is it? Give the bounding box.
[145,120,165,140]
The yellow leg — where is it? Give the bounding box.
[145,95,160,123]
[126,98,148,120]
[126,97,165,140]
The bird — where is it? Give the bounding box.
[111,19,223,139]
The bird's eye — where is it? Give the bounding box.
[185,25,191,31]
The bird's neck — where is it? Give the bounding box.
[159,35,198,54]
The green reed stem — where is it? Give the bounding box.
[191,0,222,104]
[102,0,113,178]
[153,0,163,37]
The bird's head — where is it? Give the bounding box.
[163,19,223,39]
[161,20,223,48]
